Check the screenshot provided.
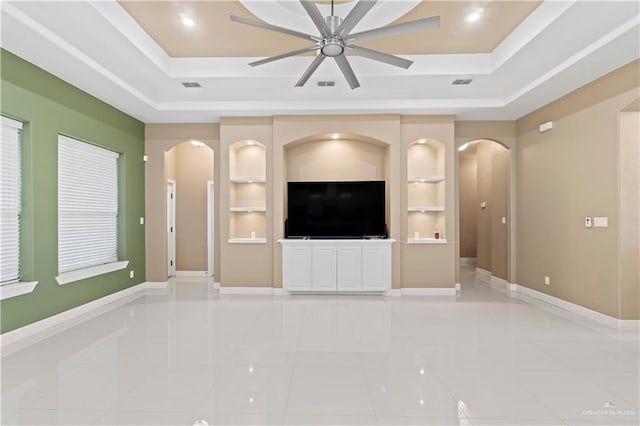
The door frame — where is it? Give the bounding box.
[167,179,176,277]
[207,180,215,277]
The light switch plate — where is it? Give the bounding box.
[594,216,608,227]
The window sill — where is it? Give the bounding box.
[56,261,129,286]
[0,281,39,301]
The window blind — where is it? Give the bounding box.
[0,117,23,285]
[58,135,119,274]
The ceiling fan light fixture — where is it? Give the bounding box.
[320,38,345,57]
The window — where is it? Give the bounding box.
[58,135,120,276]
[0,117,23,285]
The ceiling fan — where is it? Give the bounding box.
[230,0,440,89]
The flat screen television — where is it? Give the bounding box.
[286,181,386,239]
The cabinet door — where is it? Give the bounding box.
[312,247,337,291]
[337,247,362,290]
[362,246,390,291]
[284,246,312,291]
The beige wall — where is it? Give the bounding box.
[459,156,477,257]
[170,143,214,271]
[400,116,456,287]
[490,144,509,280]
[516,60,639,319]
[220,118,273,287]
[144,124,220,282]
[619,110,639,320]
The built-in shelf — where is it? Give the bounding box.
[228,238,267,244]
[407,140,446,241]
[407,238,448,244]
[408,206,445,212]
[408,175,444,183]
[230,176,266,183]
[230,207,266,212]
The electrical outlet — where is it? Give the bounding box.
[544,276,550,286]
[129,270,134,279]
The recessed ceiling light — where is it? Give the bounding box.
[179,13,195,27]
[332,134,340,140]
[465,8,484,23]
[246,140,256,146]
[458,142,470,152]
[417,139,427,144]
[191,140,205,147]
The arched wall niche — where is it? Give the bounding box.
[228,139,267,242]
[283,132,391,241]
[406,138,446,242]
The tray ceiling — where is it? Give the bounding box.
[1,0,638,123]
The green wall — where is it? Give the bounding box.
[1,50,146,333]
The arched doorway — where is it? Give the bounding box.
[458,139,511,284]
[165,140,215,278]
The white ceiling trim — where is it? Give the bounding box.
[490,0,574,70]
[2,2,156,109]
[504,14,640,106]
[89,1,170,73]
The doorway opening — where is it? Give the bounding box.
[458,139,511,283]
[165,141,215,278]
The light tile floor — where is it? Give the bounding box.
[1,266,638,425]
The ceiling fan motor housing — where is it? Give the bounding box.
[321,15,344,57]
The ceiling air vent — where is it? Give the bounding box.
[182,82,202,88]
[317,81,335,87]
[452,79,472,85]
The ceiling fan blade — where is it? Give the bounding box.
[347,16,440,43]
[250,46,320,67]
[300,0,330,37]
[230,15,318,42]
[336,0,377,37]
[296,54,327,87]
[347,45,413,69]
[334,55,360,90]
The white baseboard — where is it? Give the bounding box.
[1,282,159,350]
[219,286,274,295]
[401,287,457,296]
[460,257,477,266]
[145,281,169,289]
[388,289,402,297]
[509,283,640,330]
[175,271,209,277]
[475,267,491,283]
[490,275,509,291]
[212,282,221,289]
[272,288,288,296]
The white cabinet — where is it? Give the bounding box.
[362,247,389,291]
[284,246,312,291]
[337,247,362,290]
[312,247,337,291]
[279,239,395,292]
